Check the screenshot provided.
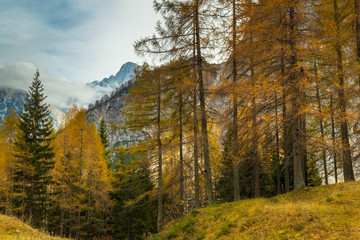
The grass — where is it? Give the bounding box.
[0,214,68,240]
[151,181,360,240]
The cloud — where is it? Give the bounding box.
[0,61,111,110]
[0,0,158,84]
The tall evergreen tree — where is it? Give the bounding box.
[98,118,112,169]
[12,70,55,228]
[112,150,156,240]
[98,118,110,149]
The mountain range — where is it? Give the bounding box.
[87,62,136,91]
[0,88,64,128]
[0,62,137,129]
[85,62,226,148]
[0,88,26,121]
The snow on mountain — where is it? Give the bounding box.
[0,87,63,129]
[0,88,26,121]
[48,105,64,128]
[87,62,137,91]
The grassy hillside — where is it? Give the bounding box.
[152,181,360,240]
[0,214,67,240]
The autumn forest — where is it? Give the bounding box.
[1,0,360,239]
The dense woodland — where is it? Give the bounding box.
[1,0,360,239]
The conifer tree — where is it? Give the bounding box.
[123,64,168,232]
[112,149,156,240]
[98,118,112,169]
[135,0,216,205]
[99,118,110,149]
[13,70,55,228]
[51,106,112,239]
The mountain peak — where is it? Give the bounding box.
[88,62,137,91]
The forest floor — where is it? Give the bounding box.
[0,214,67,240]
[151,181,360,240]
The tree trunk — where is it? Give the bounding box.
[21,168,25,219]
[179,85,184,214]
[330,95,338,183]
[192,29,200,208]
[281,48,290,193]
[195,0,213,204]
[232,0,241,202]
[60,126,67,237]
[157,77,163,232]
[334,0,355,181]
[251,66,260,198]
[314,60,328,184]
[193,82,200,208]
[275,92,281,195]
[69,169,73,238]
[76,128,84,239]
[289,2,305,190]
[247,0,260,198]
[300,108,308,186]
[355,0,360,85]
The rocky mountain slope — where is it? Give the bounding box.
[0,88,26,120]
[87,62,137,91]
[0,87,63,128]
[0,62,137,129]
[86,80,136,148]
[86,62,227,148]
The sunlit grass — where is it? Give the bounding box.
[152,181,360,240]
[0,214,68,240]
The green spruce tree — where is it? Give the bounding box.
[98,118,110,149]
[112,150,156,240]
[217,126,234,202]
[13,70,55,228]
[98,118,112,169]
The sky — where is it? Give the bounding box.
[0,0,159,109]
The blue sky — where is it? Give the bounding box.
[0,0,159,109]
[0,0,158,84]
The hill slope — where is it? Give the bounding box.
[0,214,67,240]
[153,182,360,240]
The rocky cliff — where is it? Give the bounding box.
[86,80,137,148]
[85,62,227,148]
[87,62,137,91]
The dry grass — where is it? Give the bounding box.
[0,214,68,240]
[151,181,360,240]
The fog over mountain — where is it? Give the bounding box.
[0,61,107,110]
[0,61,137,126]
[0,61,136,109]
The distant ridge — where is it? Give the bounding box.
[0,88,26,121]
[87,62,137,91]
[0,87,63,128]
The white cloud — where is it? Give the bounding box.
[0,61,111,110]
[0,0,159,84]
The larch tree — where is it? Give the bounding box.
[51,106,112,239]
[123,64,170,232]
[314,0,355,182]
[0,108,19,215]
[135,0,216,205]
